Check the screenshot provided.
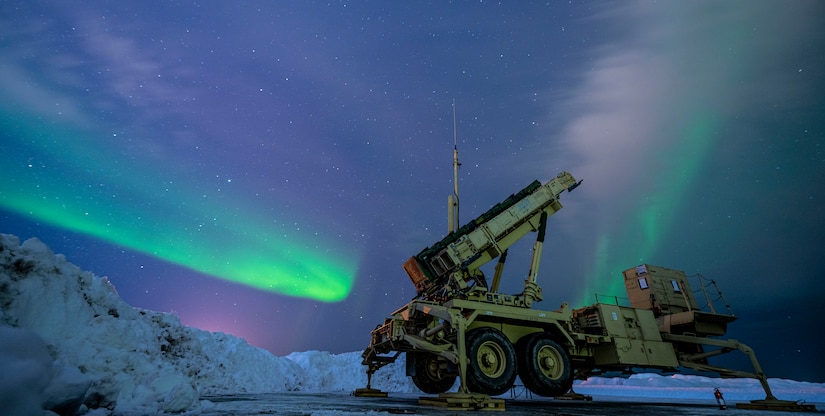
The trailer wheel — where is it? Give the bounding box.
[466,327,517,396]
[410,352,457,394]
[517,332,573,397]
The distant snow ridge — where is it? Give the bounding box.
[0,234,306,415]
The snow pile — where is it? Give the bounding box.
[1,234,823,415]
[0,325,55,416]
[285,350,414,393]
[0,234,302,415]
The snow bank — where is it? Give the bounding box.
[0,234,301,415]
[284,350,416,393]
[0,325,55,416]
[1,234,823,415]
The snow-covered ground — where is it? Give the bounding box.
[1,234,823,415]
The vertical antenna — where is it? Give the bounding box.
[448,99,461,233]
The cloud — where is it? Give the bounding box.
[556,48,669,201]
[531,0,825,301]
[547,0,823,198]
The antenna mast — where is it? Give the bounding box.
[448,100,461,233]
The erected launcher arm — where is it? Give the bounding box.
[355,171,581,401]
[403,171,581,305]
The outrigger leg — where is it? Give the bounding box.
[352,349,395,397]
[664,334,817,412]
[352,367,388,397]
[413,313,505,411]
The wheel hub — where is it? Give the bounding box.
[538,346,562,378]
[478,342,505,377]
[482,351,498,366]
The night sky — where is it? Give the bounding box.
[2,1,824,382]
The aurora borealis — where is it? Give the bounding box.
[1,112,357,301]
[2,1,824,381]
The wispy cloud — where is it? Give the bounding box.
[550,0,823,200]
[537,0,825,298]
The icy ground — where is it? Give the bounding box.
[1,234,823,415]
[193,391,825,416]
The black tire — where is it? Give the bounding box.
[410,352,457,394]
[517,332,573,397]
[465,327,517,396]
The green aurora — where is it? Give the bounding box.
[581,111,718,304]
[0,113,357,302]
